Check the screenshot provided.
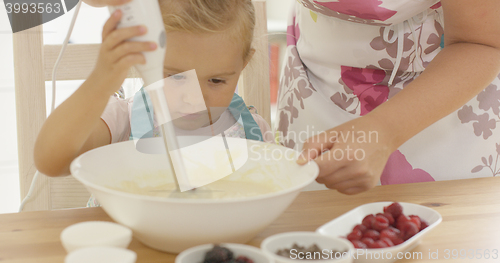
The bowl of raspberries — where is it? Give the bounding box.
[175,243,272,263]
[316,202,442,263]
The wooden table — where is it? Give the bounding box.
[1,177,499,262]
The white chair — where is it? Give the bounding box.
[13,0,270,211]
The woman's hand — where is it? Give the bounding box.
[88,9,157,97]
[297,115,395,195]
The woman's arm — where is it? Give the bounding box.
[299,0,500,194]
[371,0,500,151]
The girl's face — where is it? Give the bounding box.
[162,31,249,130]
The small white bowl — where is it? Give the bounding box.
[65,246,136,263]
[261,232,354,263]
[175,243,272,263]
[316,202,442,263]
[60,221,133,253]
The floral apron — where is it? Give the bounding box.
[275,0,500,189]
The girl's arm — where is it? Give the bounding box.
[34,10,156,177]
[299,0,500,194]
[34,78,113,177]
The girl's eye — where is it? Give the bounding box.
[209,79,226,84]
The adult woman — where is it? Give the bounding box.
[279,0,500,193]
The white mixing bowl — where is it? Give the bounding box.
[70,137,318,253]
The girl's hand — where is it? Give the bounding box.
[297,115,395,195]
[88,9,157,96]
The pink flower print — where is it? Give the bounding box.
[473,113,496,139]
[424,21,444,55]
[314,0,397,21]
[300,0,390,26]
[286,15,301,46]
[458,103,497,140]
[340,66,389,115]
[283,55,301,87]
[478,84,500,115]
[278,111,290,137]
[380,150,435,185]
[281,138,296,149]
[430,2,442,9]
[370,28,414,60]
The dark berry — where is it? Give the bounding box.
[383,202,403,219]
[203,245,233,263]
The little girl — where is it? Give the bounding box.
[34,0,273,182]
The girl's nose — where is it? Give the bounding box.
[181,85,206,109]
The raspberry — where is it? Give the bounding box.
[235,256,254,263]
[400,221,419,241]
[344,202,427,249]
[203,245,233,263]
[363,229,380,240]
[388,226,400,235]
[384,213,395,226]
[369,240,389,249]
[393,237,404,245]
[380,228,398,244]
[379,237,394,247]
[383,202,403,219]
[360,237,375,247]
[372,215,389,232]
[347,229,363,241]
[409,215,422,229]
[376,213,394,226]
[396,214,411,230]
[351,240,367,249]
[353,224,367,234]
[420,219,429,230]
[362,214,376,228]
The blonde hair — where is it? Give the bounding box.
[159,0,255,59]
